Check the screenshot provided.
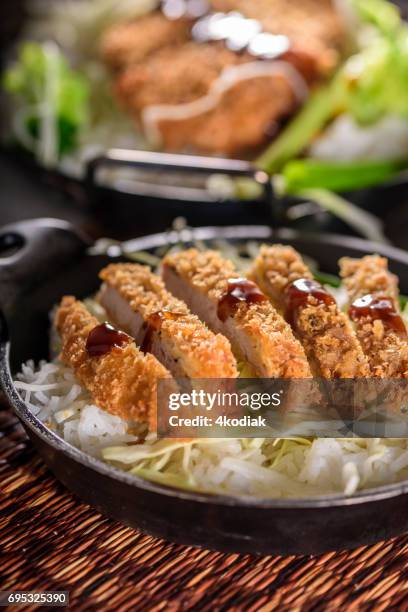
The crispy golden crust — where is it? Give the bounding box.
[250,245,370,378]
[152,70,297,155]
[163,249,312,378]
[112,41,317,155]
[101,12,192,70]
[340,255,399,303]
[340,256,408,378]
[99,263,238,378]
[294,301,370,378]
[163,249,237,302]
[115,42,245,112]
[100,262,187,314]
[250,244,312,311]
[55,296,173,429]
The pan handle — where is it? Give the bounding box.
[86,148,273,202]
[0,218,90,315]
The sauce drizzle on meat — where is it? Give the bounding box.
[141,310,185,352]
[86,322,131,357]
[285,278,335,327]
[192,11,290,60]
[349,295,407,335]
[218,278,267,322]
[160,2,291,60]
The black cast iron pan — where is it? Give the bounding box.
[84,148,408,239]
[8,146,408,243]
[1,218,408,556]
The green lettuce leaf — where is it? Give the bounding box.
[3,42,89,163]
[258,0,408,175]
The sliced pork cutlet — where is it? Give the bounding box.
[101,11,192,70]
[54,297,174,431]
[105,0,344,155]
[250,245,369,378]
[113,41,314,155]
[98,263,238,380]
[142,61,302,155]
[340,255,408,378]
[162,249,311,379]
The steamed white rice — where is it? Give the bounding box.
[15,359,408,498]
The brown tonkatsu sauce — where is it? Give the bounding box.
[218,278,267,322]
[285,278,335,327]
[86,322,131,357]
[349,295,407,335]
[141,310,185,352]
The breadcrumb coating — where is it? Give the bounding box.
[101,12,191,70]
[164,249,237,302]
[162,249,312,378]
[250,245,370,378]
[340,255,399,303]
[249,244,312,310]
[114,42,298,155]
[99,263,238,379]
[340,256,408,378]
[55,296,173,430]
[116,42,246,112]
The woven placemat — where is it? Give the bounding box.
[1,406,408,611]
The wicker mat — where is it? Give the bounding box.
[1,406,408,612]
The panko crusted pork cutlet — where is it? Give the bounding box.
[114,43,295,155]
[98,263,238,380]
[250,245,369,378]
[100,1,344,155]
[340,255,408,378]
[162,249,312,378]
[55,296,173,430]
[140,55,304,155]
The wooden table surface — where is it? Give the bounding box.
[2,407,408,611]
[2,154,408,610]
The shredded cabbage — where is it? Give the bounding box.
[102,437,320,496]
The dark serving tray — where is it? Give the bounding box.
[6,147,408,244]
[2,218,408,555]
